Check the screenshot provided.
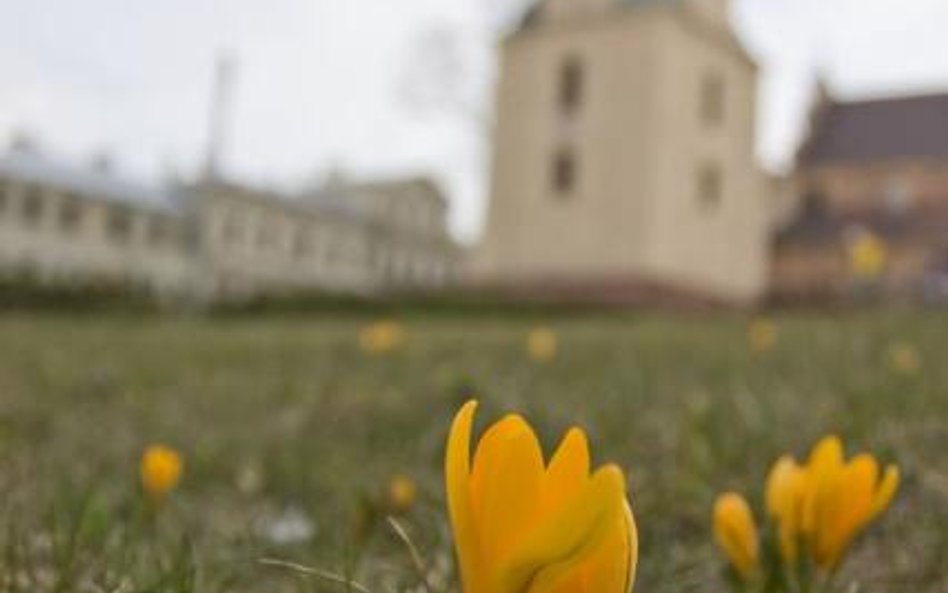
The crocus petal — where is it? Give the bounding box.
[470,414,546,567]
[870,465,900,519]
[446,400,482,593]
[766,456,802,519]
[765,456,807,563]
[803,436,845,535]
[541,428,591,516]
[498,465,628,593]
[813,454,877,569]
[529,498,636,593]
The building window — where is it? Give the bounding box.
[552,148,577,196]
[697,163,723,213]
[21,187,45,226]
[222,211,245,245]
[701,71,725,126]
[59,197,83,232]
[107,207,133,243]
[148,216,173,246]
[558,55,584,115]
[257,218,278,251]
[884,177,913,214]
[293,229,314,259]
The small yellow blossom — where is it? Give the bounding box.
[446,401,637,593]
[768,436,899,572]
[526,327,558,362]
[359,320,405,355]
[747,318,778,353]
[713,492,760,580]
[140,444,183,504]
[386,474,418,513]
[886,342,921,375]
[848,230,888,281]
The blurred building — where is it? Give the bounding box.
[772,89,948,301]
[0,145,459,301]
[475,0,769,305]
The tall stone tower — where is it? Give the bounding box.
[476,0,769,304]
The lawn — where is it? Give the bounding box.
[0,310,945,592]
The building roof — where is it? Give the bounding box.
[0,149,180,213]
[516,0,680,32]
[799,92,948,166]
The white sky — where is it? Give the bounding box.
[2,0,948,243]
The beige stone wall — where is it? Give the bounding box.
[544,0,616,23]
[479,12,660,281]
[477,3,769,303]
[641,10,767,301]
[684,0,730,28]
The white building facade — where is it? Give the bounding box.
[0,147,460,301]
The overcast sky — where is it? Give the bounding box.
[2,0,948,242]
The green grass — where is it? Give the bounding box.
[0,310,945,592]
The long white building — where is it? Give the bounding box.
[0,146,460,301]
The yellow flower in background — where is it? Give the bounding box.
[526,327,558,362]
[886,342,921,375]
[747,318,778,353]
[848,230,888,281]
[140,444,183,504]
[359,320,405,355]
[446,401,637,593]
[713,493,760,580]
[769,436,899,572]
[386,473,418,514]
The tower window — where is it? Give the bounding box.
[552,149,577,196]
[701,71,725,126]
[558,56,584,115]
[697,163,723,213]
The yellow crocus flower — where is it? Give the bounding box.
[140,444,183,504]
[526,327,558,363]
[848,231,888,281]
[887,342,921,375]
[713,492,760,580]
[386,473,418,514]
[359,320,406,355]
[747,318,778,354]
[445,401,637,593]
[767,436,899,572]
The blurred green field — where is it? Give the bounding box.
[0,310,945,592]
